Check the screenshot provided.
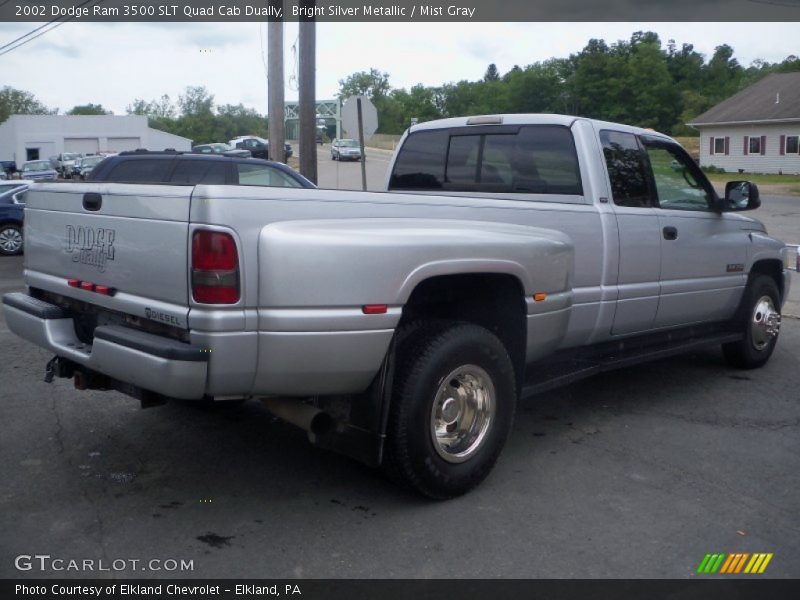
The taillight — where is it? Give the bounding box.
[192,230,240,304]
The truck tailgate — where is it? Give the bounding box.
[23,183,192,320]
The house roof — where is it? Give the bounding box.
[689,72,800,126]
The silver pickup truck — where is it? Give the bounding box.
[3,114,790,498]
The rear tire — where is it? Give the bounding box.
[384,321,516,499]
[722,274,781,369]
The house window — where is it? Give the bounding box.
[787,135,799,155]
[713,137,726,155]
[749,137,762,154]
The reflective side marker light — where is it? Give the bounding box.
[534,293,547,302]
[362,304,388,315]
[67,279,80,288]
[80,281,95,292]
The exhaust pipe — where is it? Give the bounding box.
[261,397,334,441]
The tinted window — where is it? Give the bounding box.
[445,135,480,185]
[235,164,302,187]
[391,126,581,195]
[388,130,449,190]
[169,160,228,185]
[600,130,652,208]
[106,159,173,183]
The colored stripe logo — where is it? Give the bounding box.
[696,553,773,574]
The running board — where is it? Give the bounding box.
[521,331,743,399]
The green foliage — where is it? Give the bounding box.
[0,86,55,124]
[338,32,800,136]
[337,69,391,100]
[67,103,111,115]
[124,88,266,145]
[701,165,726,174]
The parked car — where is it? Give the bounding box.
[1,160,16,178]
[331,138,362,161]
[71,155,109,180]
[50,152,82,177]
[229,136,293,162]
[191,143,251,158]
[87,150,314,188]
[21,160,58,181]
[0,182,27,256]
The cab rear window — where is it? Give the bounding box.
[389,125,582,196]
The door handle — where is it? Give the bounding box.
[662,226,678,241]
[82,192,102,211]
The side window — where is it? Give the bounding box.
[106,159,172,183]
[388,130,449,190]
[640,138,713,212]
[785,135,798,155]
[600,130,652,208]
[169,160,227,185]
[235,164,301,187]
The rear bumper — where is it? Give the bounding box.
[2,292,208,399]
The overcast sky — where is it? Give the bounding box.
[1,21,798,115]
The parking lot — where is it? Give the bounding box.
[1,170,799,578]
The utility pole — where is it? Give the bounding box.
[267,2,285,162]
[298,4,317,183]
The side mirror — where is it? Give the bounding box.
[723,181,760,211]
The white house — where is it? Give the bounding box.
[0,114,192,168]
[689,72,800,175]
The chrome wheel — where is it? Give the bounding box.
[750,295,780,351]
[0,226,22,254]
[430,364,495,463]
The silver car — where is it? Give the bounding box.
[331,138,362,161]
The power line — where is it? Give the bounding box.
[0,0,103,58]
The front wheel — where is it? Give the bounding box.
[384,322,516,499]
[723,274,781,369]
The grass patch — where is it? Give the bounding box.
[704,172,800,196]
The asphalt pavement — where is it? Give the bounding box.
[1,181,799,579]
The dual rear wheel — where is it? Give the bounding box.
[383,322,517,499]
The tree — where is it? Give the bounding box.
[484,63,500,82]
[337,69,391,100]
[0,86,54,124]
[178,86,214,116]
[67,103,111,115]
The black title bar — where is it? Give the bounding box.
[1,0,800,22]
[4,579,800,600]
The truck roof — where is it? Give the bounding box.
[408,114,674,142]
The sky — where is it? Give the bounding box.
[0,21,798,115]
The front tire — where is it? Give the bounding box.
[723,274,781,369]
[384,322,516,499]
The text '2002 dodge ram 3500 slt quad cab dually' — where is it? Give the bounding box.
[2,114,791,498]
